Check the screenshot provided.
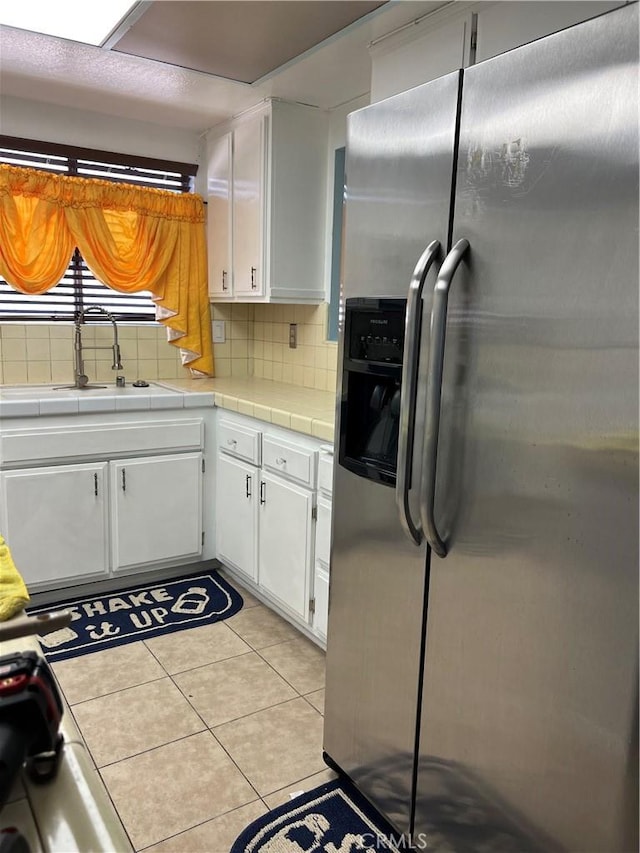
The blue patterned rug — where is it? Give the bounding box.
[230,779,403,853]
[27,570,243,662]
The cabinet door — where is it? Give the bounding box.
[233,113,265,296]
[313,563,330,641]
[111,453,202,572]
[258,470,313,620]
[0,463,109,588]
[216,452,258,582]
[313,494,332,640]
[207,131,233,298]
[371,15,471,102]
[315,494,332,567]
[475,2,621,63]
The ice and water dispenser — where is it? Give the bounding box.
[338,298,406,486]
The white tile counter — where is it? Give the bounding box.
[163,377,337,441]
[0,382,214,418]
[0,377,337,442]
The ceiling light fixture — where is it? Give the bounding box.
[0,0,137,46]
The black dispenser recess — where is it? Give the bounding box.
[338,298,407,486]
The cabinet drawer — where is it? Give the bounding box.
[318,450,333,496]
[0,420,203,465]
[218,420,261,465]
[263,436,316,488]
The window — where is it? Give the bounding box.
[0,136,198,323]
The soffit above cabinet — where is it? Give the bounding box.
[110,1,386,84]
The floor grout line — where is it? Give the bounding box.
[144,642,256,678]
[135,799,268,852]
[68,672,172,708]
[52,572,328,851]
[95,725,210,771]
[253,643,325,699]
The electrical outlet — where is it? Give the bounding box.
[289,323,298,349]
[212,320,226,343]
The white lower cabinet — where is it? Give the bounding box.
[312,450,334,641]
[0,462,109,588]
[0,453,203,589]
[0,413,209,591]
[312,493,332,639]
[258,470,314,621]
[313,564,330,640]
[214,411,333,643]
[215,452,258,582]
[111,453,203,572]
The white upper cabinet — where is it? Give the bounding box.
[474,1,623,63]
[370,1,624,102]
[232,113,265,297]
[207,132,232,298]
[206,99,328,303]
[370,11,474,102]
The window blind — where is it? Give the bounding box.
[0,136,198,323]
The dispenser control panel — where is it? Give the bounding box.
[348,302,406,364]
[340,298,407,486]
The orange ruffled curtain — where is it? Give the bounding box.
[0,164,212,376]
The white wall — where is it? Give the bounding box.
[0,95,204,188]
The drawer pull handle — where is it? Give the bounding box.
[94,473,98,497]
[121,469,126,492]
[227,438,237,446]
[260,481,266,505]
[275,457,286,465]
[246,474,252,498]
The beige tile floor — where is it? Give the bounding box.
[51,577,335,852]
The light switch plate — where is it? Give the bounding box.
[289,323,298,349]
[212,320,226,343]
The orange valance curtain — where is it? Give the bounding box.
[0,164,213,376]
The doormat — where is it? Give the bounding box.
[26,570,243,663]
[230,779,403,853]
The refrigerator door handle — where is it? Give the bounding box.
[396,239,441,546]
[421,238,470,557]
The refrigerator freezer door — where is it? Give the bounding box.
[415,6,639,851]
[323,71,462,835]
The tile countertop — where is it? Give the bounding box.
[164,377,337,442]
[0,377,337,443]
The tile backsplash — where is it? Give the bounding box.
[0,304,339,392]
[0,323,183,386]
[211,303,338,392]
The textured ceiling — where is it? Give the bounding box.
[0,2,445,130]
[112,1,386,83]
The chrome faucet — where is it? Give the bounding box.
[72,306,123,389]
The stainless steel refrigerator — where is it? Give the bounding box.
[323,5,639,851]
